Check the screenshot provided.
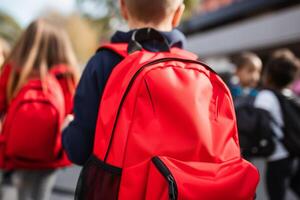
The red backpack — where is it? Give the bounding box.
[75,29,259,200]
[0,73,70,169]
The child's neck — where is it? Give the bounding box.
[128,21,173,32]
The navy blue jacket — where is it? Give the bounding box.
[62,29,186,165]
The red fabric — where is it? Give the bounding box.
[0,64,12,114]
[92,43,259,199]
[0,64,12,167]
[0,64,75,169]
[119,156,258,200]
[99,43,128,58]
[99,43,198,60]
[50,64,76,115]
[0,64,75,115]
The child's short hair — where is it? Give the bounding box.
[264,55,300,88]
[271,48,295,60]
[125,0,182,24]
[233,52,262,71]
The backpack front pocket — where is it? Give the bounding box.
[145,156,259,200]
[146,157,178,200]
[5,102,60,162]
[117,156,259,200]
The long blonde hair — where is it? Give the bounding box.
[5,19,79,102]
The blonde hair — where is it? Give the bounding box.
[5,19,79,102]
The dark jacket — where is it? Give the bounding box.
[62,29,186,165]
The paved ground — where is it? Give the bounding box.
[252,159,298,200]
[1,159,299,200]
[1,166,81,200]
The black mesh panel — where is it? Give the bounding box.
[75,155,122,200]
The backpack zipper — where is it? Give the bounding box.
[152,157,178,200]
[103,57,215,162]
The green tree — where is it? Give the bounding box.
[42,11,100,65]
[183,0,201,19]
[0,10,22,45]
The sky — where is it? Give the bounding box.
[0,0,77,27]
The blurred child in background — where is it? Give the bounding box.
[0,19,79,200]
[254,53,300,200]
[229,52,262,100]
[272,49,300,97]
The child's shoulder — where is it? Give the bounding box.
[255,89,279,109]
[83,46,124,77]
[93,46,124,63]
[257,89,277,100]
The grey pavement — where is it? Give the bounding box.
[1,166,81,200]
[50,166,81,200]
[252,159,298,200]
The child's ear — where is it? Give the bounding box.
[120,0,129,20]
[172,4,185,28]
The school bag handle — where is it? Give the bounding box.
[127,28,170,54]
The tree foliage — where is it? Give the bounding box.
[0,10,22,45]
[183,0,201,19]
[43,11,99,65]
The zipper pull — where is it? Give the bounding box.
[167,175,177,200]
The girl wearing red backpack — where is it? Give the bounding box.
[0,19,79,200]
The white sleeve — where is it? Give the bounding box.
[254,91,276,113]
[254,90,284,138]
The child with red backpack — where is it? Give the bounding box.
[0,19,79,200]
[63,0,260,199]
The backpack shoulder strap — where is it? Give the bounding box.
[50,64,72,80]
[50,64,69,74]
[97,43,198,60]
[45,75,66,121]
[97,43,128,58]
[170,47,198,60]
